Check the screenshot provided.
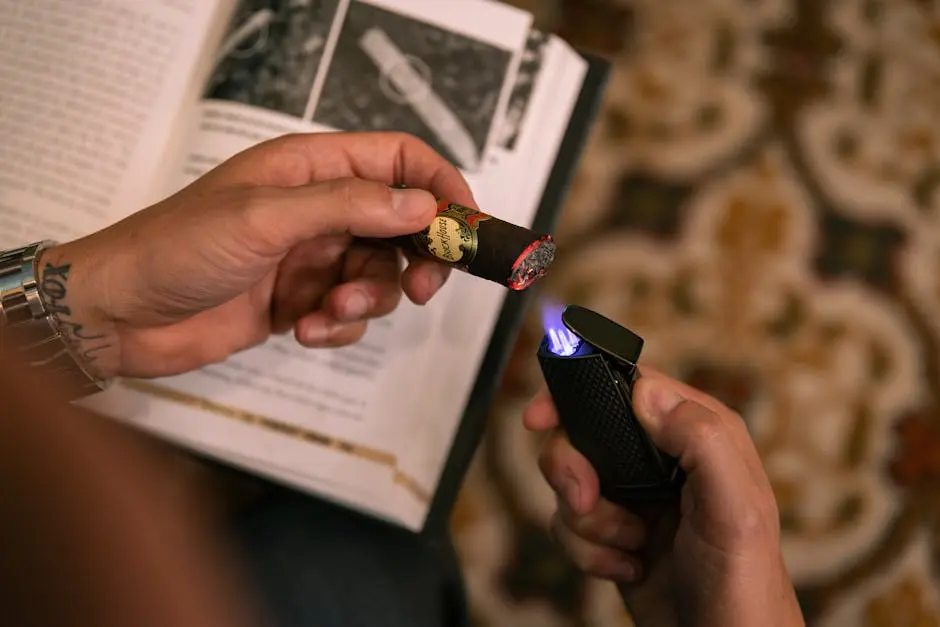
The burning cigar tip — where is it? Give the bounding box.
[508,235,555,291]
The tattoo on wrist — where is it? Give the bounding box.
[39,260,113,379]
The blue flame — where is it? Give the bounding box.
[541,301,581,356]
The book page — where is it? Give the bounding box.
[193,0,529,174]
[394,38,589,523]
[85,0,588,530]
[0,0,231,248]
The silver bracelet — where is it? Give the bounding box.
[0,241,110,400]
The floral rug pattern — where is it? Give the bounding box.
[451,1,940,625]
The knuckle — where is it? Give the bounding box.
[250,133,296,158]
[570,545,608,575]
[235,187,284,251]
[733,503,779,544]
[735,505,764,538]
[328,177,358,206]
[722,405,749,432]
[232,184,266,212]
[270,132,310,149]
[726,489,781,545]
[338,178,358,211]
[330,177,389,210]
[576,506,636,548]
[390,130,426,150]
[232,186,264,221]
[548,515,614,576]
[576,516,612,545]
[597,517,629,546]
[682,408,727,445]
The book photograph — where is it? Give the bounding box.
[497,29,550,152]
[205,0,342,118]
[310,0,515,172]
[1,0,590,534]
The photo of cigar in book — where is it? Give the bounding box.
[311,0,515,173]
[205,0,341,118]
[212,7,275,67]
[379,197,555,292]
[358,27,481,170]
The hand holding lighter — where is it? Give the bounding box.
[537,305,685,505]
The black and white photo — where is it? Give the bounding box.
[497,29,549,151]
[205,0,341,118]
[312,0,515,171]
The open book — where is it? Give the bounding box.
[0,0,599,532]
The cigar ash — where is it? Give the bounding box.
[508,236,556,291]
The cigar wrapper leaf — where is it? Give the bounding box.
[378,198,555,291]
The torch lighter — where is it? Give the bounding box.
[537,305,685,505]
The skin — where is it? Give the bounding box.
[40,131,476,381]
[1,131,473,626]
[5,131,801,624]
[523,368,806,627]
[0,353,263,627]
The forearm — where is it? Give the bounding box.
[0,354,260,627]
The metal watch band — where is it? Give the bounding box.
[0,241,109,401]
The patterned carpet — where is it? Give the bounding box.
[450,1,940,625]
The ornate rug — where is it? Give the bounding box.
[450,1,940,625]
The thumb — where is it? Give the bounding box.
[250,178,437,249]
[632,376,755,516]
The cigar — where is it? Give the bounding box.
[379,197,555,291]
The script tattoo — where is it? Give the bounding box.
[40,261,113,372]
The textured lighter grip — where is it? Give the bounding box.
[538,341,680,504]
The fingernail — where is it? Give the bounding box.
[319,239,348,262]
[302,322,331,345]
[391,188,433,219]
[342,290,369,321]
[563,474,582,513]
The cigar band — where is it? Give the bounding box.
[413,202,491,267]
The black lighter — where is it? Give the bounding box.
[537,304,685,505]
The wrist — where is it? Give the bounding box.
[771,557,805,627]
[717,552,804,627]
[674,548,803,627]
[37,242,122,381]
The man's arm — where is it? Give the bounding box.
[0,354,262,627]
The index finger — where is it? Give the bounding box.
[223,131,477,209]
